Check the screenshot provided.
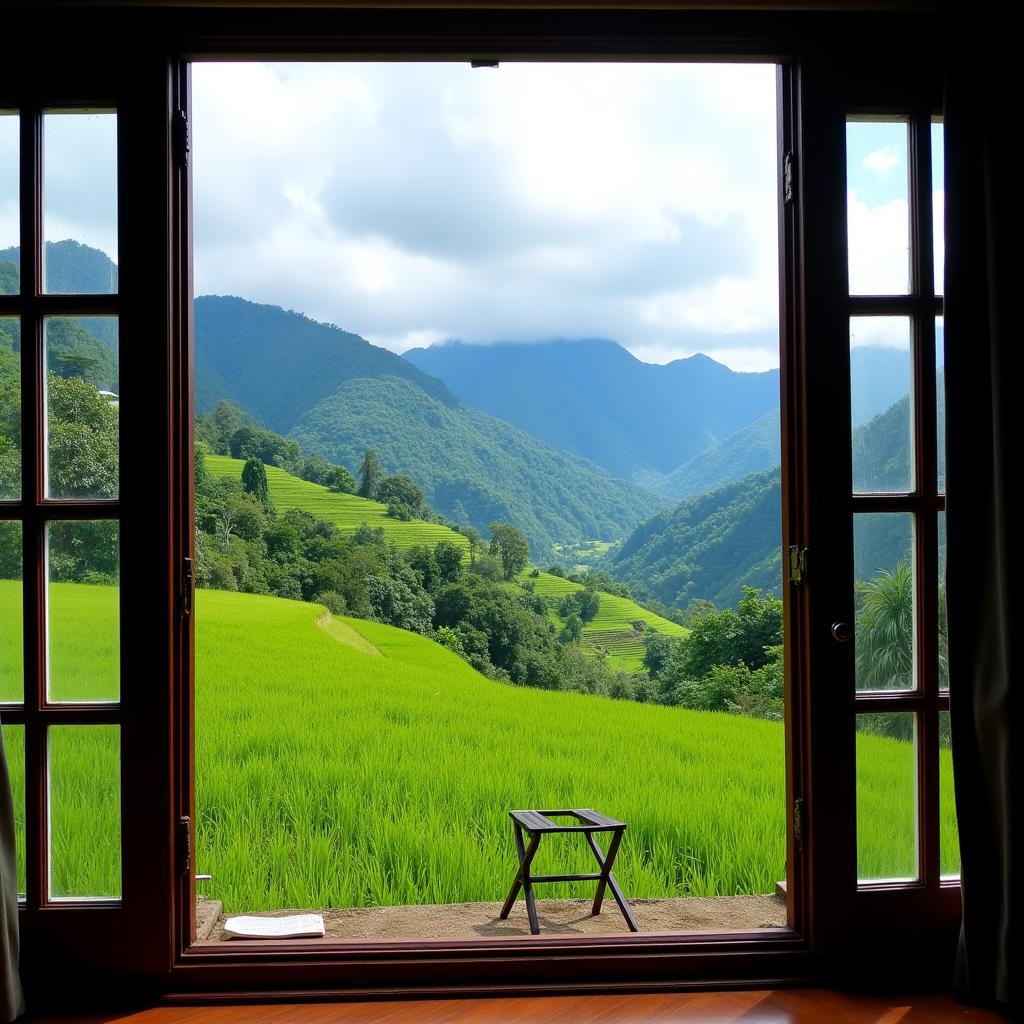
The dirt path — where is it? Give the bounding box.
[208,894,786,941]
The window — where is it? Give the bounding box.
[0,8,959,1001]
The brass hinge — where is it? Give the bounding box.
[793,797,805,852]
[173,108,190,168]
[783,150,796,206]
[789,545,808,586]
[180,556,194,618]
[177,816,191,875]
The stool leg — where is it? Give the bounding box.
[585,829,639,933]
[500,825,542,935]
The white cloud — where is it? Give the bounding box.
[862,146,902,176]
[846,191,910,295]
[192,61,781,370]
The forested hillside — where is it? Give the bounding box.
[195,295,457,427]
[405,339,780,480]
[289,376,657,558]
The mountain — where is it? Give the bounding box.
[657,408,781,501]
[288,376,657,557]
[605,384,935,611]
[194,297,659,557]
[0,240,119,297]
[194,295,457,429]
[404,339,780,480]
[605,467,783,611]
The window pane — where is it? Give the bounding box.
[44,316,118,500]
[47,520,119,703]
[847,118,910,295]
[938,509,948,691]
[0,113,17,293]
[49,724,120,899]
[0,317,19,501]
[936,316,946,493]
[854,512,915,692]
[851,316,912,492]
[0,520,22,703]
[1,724,25,898]
[42,112,118,294]
[932,119,944,297]
[857,712,918,882]
[939,710,960,877]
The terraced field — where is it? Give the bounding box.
[521,570,688,672]
[205,455,469,554]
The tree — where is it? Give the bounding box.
[642,629,674,678]
[46,372,118,499]
[434,540,464,585]
[358,449,382,499]
[457,524,481,565]
[377,473,425,519]
[855,560,914,690]
[489,522,529,580]
[241,456,270,508]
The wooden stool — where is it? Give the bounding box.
[499,808,639,935]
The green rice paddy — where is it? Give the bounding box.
[521,569,689,672]
[0,582,959,911]
[205,454,470,554]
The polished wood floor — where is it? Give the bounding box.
[27,989,1003,1023]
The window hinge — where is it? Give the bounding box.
[173,108,190,168]
[789,545,807,586]
[783,150,795,206]
[793,797,805,852]
[180,556,194,618]
[178,816,191,875]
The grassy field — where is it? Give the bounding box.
[205,454,470,554]
[0,581,959,909]
[521,569,689,672]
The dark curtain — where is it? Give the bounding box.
[945,49,1020,1017]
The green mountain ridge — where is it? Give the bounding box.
[289,375,658,558]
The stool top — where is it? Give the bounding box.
[510,808,626,833]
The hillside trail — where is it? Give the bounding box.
[315,611,382,656]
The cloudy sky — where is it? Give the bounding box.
[1,66,942,372]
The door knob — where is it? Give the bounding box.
[831,621,852,643]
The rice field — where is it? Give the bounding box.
[0,581,959,910]
[521,569,688,672]
[205,454,470,554]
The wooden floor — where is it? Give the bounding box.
[27,989,1004,1023]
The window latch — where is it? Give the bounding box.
[180,556,194,618]
[789,545,807,586]
[793,797,805,852]
[783,150,795,206]
[178,816,192,875]
[173,108,190,168]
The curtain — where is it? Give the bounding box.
[0,725,23,1021]
[945,50,1020,1017]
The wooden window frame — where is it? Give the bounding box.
[1,4,959,1007]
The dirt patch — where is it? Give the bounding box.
[315,612,381,655]
[209,894,786,942]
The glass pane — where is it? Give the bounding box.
[847,118,910,295]
[42,112,118,294]
[1,724,25,897]
[47,520,119,702]
[932,119,944,296]
[939,710,960,877]
[938,509,948,691]
[44,316,119,500]
[0,520,22,703]
[0,113,17,293]
[936,316,945,493]
[49,724,121,899]
[0,317,19,501]
[857,712,918,882]
[851,317,913,492]
[854,513,915,692]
